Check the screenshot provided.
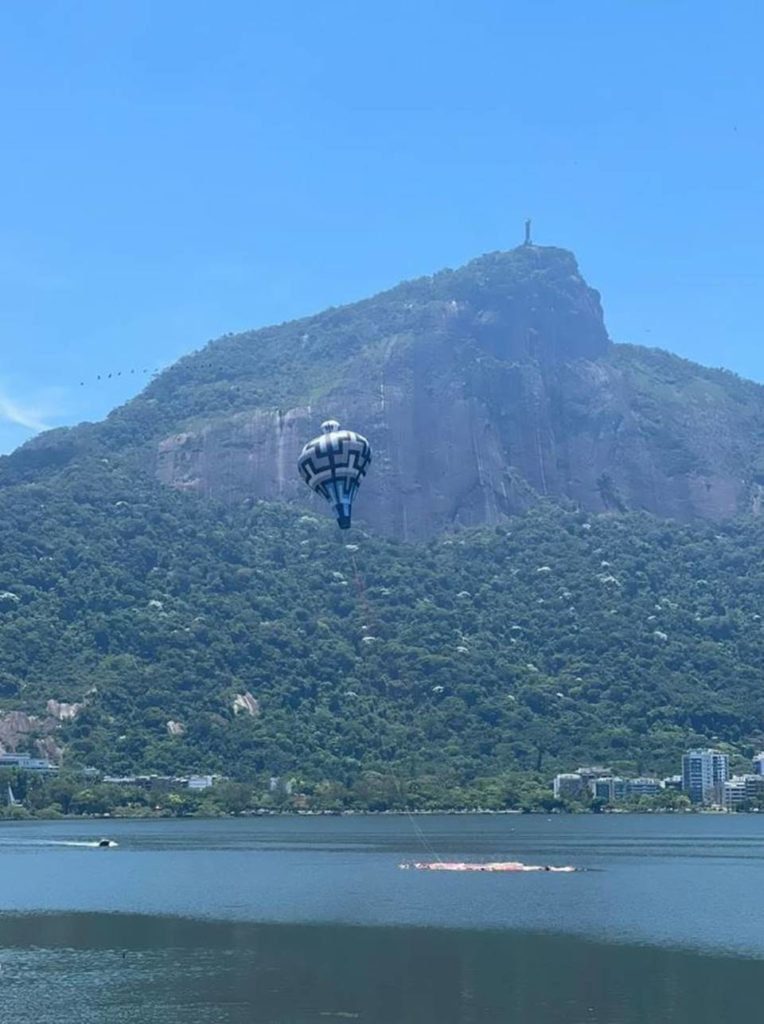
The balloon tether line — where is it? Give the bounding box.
[342,538,444,865]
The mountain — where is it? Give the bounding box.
[0,244,763,808]
[4,244,764,540]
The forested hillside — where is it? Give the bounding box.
[1,456,762,804]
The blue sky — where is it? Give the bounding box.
[0,0,761,453]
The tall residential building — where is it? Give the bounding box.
[752,753,764,776]
[682,749,729,805]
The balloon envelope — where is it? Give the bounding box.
[297,419,372,529]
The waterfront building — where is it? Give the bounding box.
[741,775,764,802]
[752,753,764,776]
[661,775,683,791]
[723,777,746,810]
[682,749,729,805]
[590,777,628,802]
[627,777,660,799]
[553,773,586,800]
[591,777,613,801]
[722,775,764,811]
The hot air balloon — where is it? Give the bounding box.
[297,419,372,529]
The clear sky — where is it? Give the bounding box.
[0,1,761,453]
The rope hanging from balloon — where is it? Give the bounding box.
[296,418,447,853]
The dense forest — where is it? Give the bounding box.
[1,453,762,810]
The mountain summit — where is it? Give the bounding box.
[5,245,764,538]
[152,244,763,538]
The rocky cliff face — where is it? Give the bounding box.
[153,246,764,539]
[2,245,762,538]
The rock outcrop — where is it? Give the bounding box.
[0,710,38,752]
[0,709,64,761]
[154,246,764,539]
[3,245,763,539]
[232,692,260,717]
[46,699,84,722]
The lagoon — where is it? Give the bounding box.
[1,814,763,1022]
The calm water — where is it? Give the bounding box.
[1,814,764,1022]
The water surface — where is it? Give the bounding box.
[1,814,763,1022]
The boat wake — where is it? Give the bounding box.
[0,839,118,849]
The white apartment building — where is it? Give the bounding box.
[682,749,729,805]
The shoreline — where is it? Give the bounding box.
[0,806,739,822]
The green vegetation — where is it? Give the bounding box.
[0,453,763,809]
[0,770,701,818]
[0,769,561,817]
